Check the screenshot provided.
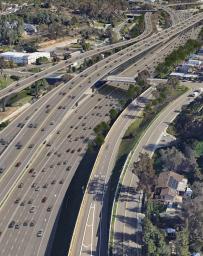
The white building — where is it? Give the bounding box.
[0,51,50,65]
[188,59,202,66]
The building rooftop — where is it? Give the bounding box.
[157,171,186,189]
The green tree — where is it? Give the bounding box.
[95,134,105,146]
[127,84,139,100]
[36,56,49,65]
[109,108,118,123]
[176,228,190,256]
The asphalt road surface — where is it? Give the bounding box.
[0,11,202,256]
[112,82,203,256]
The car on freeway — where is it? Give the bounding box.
[8,221,15,228]
[37,230,43,237]
[59,179,64,184]
[31,183,37,188]
[23,221,28,226]
[29,168,34,174]
[30,221,35,227]
[20,201,25,206]
[17,123,24,128]
[32,172,37,177]
[66,166,71,171]
[41,197,47,203]
[18,183,23,188]
[28,144,34,149]
[43,183,48,188]
[28,199,33,204]
[15,162,21,167]
[29,207,36,213]
[47,206,52,212]
[15,224,20,229]
[14,198,20,204]
[51,180,56,185]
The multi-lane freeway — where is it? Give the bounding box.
[68,13,203,256]
[0,83,126,256]
[0,12,153,102]
[69,87,155,256]
[0,6,202,256]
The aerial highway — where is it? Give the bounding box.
[1,11,200,156]
[158,5,182,25]
[0,10,202,256]
[0,83,126,256]
[0,12,153,102]
[119,26,200,78]
[68,21,202,255]
[0,10,157,254]
[68,87,155,256]
[0,7,199,102]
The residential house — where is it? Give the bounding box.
[154,171,188,205]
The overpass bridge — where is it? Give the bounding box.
[104,75,167,85]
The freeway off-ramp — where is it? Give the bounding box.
[112,82,203,256]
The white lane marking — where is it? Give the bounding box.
[80,203,95,256]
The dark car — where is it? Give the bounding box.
[66,166,71,171]
[23,221,28,226]
[47,206,52,212]
[30,221,35,227]
[18,183,23,188]
[41,197,47,203]
[8,221,15,228]
[14,198,20,204]
[15,162,21,167]
[51,180,56,185]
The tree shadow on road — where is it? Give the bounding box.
[115,183,139,203]
[115,215,138,228]
[87,176,106,202]
[112,230,143,256]
[82,250,96,256]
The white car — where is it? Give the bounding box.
[29,206,36,213]
[37,230,43,237]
